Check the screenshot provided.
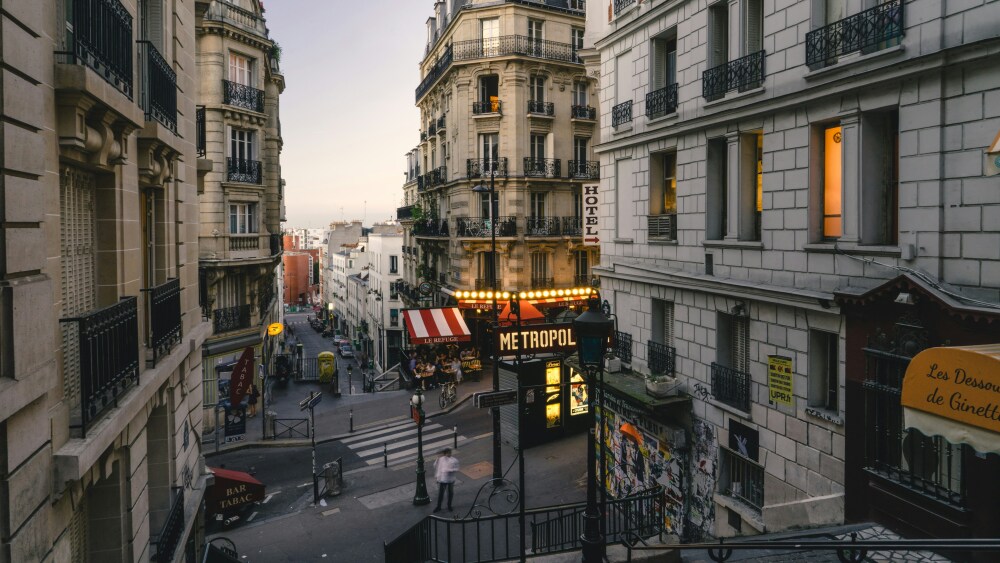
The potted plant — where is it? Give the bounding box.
[645,372,681,398]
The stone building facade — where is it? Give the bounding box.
[366,230,405,373]
[587,0,1000,543]
[0,0,210,560]
[195,0,285,435]
[320,220,364,323]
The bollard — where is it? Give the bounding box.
[454,426,458,449]
[384,443,388,468]
[350,409,354,433]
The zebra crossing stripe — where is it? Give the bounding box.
[354,428,455,457]
[365,436,467,466]
[345,423,445,450]
[339,419,416,444]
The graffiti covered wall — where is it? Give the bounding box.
[685,418,717,541]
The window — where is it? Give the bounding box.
[139,0,166,49]
[479,75,499,111]
[479,191,498,219]
[530,192,546,218]
[481,18,499,56]
[717,312,749,373]
[860,110,898,245]
[720,447,764,511]
[808,330,838,412]
[708,2,729,69]
[528,19,544,56]
[574,138,588,163]
[390,255,398,274]
[615,159,633,238]
[479,251,497,283]
[229,53,252,86]
[822,125,843,239]
[575,250,589,283]
[230,128,255,161]
[573,80,588,107]
[571,27,584,60]
[529,75,546,103]
[744,0,763,55]
[652,299,674,346]
[530,134,545,160]
[706,138,728,240]
[650,152,678,239]
[651,34,677,90]
[390,309,399,326]
[531,251,549,281]
[229,203,258,234]
[480,133,499,165]
[754,132,763,241]
[615,52,632,106]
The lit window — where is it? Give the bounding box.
[823,126,843,238]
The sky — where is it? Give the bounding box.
[263,1,430,228]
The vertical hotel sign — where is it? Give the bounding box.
[767,355,794,406]
[583,183,599,246]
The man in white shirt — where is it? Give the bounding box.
[433,448,460,513]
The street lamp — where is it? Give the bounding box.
[574,298,613,563]
[472,161,502,481]
[411,388,430,505]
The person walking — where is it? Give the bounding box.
[248,383,260,417]
[433,448,460,513]
[450,357,462,384]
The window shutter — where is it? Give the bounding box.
[652,39,666,90]
[745,0,763,54]
[710,4,729,67]
[731,314,749,372]
[146,0,165,50]
[60,168,98,407]
[664,302,675,346]
[70,496,89,563]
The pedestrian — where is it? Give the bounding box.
[248,383,260,417]
[451,357,462,384]
[433,448,460,513]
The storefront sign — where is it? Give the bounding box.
[767,355,794,407]
[583,183,599,246]
[901,346,1000,434]
[229,346,256,405]
[497,323,577,355]
[728,419,759,462]
[224,405,247,443]
[475,389,518,408]
[545,360,562,428]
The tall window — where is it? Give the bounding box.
[230,128,255,161]
[615,159,633,238]
[479,251,497,284]
[574,138,588,163]
[530,134,546,160]
[650,152,677,216]
[718,312,749,373]
[528,19,544,56]
[808,330,839,412]
[139,0,165,49]
[573,191,583,219]
[530,193,546,218]
[573,80,588,106]
[744,0,763,55]
[481,18,499,56]
[707,138,728,240]
[479,192,498,219]
[531,252,548,281]
[754,132,763,240]
[389,255,398,273]
[652,300,675,346]
[708,2,729,69]
[822,125,843,239]
[480,133,499,164]
[529,75,546,103]
[229,203,258,234]
[615,52,632,106]
[572,27,584,60]
[479,75,499,109]
[651,34,677,90]
[575,251,589,283]
[229,53,252,85]
[861,110,899,245]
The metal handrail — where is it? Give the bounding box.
[143,278,182,367]
[137,41,178,131]
[612,100,632,126]
[568,160,600,179]
[222,79,265,112]
[527,100,555,116]
[226,157,263,184]
[806,0,904,68]
[571,105,597,119]
[466,158,509,178]
[645,83,678,118]
[647,341,676,376]
[152,487,185,562]
[196,106,207,156]
[702,50,765,101]
[711,362,751,411]
[58,0,134,99]
[524,158,561,178]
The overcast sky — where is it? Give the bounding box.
[264,1,429,228]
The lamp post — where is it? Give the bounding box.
[411,388,430,505]
[574,298,613,563]
[472,160,502,481]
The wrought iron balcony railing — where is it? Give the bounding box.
[648,341,676,376]
[137,41,177,131]
[455,35,582,64]
[613,330,633,364]
[648,213,677,240]
[720,448,764,511]
[437,115,446,131]
[430,166,448,187]
[226,157,262,184]
[703,50,766,101]
[196,106,206,157]
[474,278,504,291]
[415,45,454,102]
[526,217,561,236]
[571,105,597,120]
[270,233,283,255]
[467,158,509,178]
[473,100,502,115]
[456,217,517,238]
[528,100,555,116]
[213,304,252,333]
[144,278,181,367]
[806,0,904,69]
[397,205,415,221]
[428,123,437,136]
[416,175,426,191]
[412,219,449,237]
[612,101,633,126]
[222,79,265,112]
[614,0,637,15]
[60,297,139,438]
[568,160,600,179]
[258,273,275,316]
[58,0,134,99]
[646,83,678,119]
[574,273,594,287]
[152,487,185,562]
[562,216,583,237]
[524,158,561,178]
[531,277,555,289]
[420,131,428,142]
[711,362,751,411]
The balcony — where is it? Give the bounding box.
[614,0,637,15]
[645,83,678,119]
[806,0,903,69]
[648,341,676,376]
[526,217,561,237]
[456,35,582,64]
[259,273,276,315]
[412,219,449,237]
[137,41,177,131]
[227,157,263,184]
[648,213,677,240]
[571,105,597,120]
[703,50,766,101]
[196,106,206,157]
[152,487,185,563]
[144,278,182,367]
[428,123,437,136]
[568,160,600,180]
[222,79,265,113]
[420,131,428,142]
[474,278,503,291]
[213,304,252,333]
[561,216,583,237]
[429,166,448,187]
[60,297,140,438]
[204,0,268,37]
[612,101,632,127]
[270,233,283,256]
[437,115,447,132]
[613,330,633,365]
[397,205,415,221]
[711,362,751,411]
[58,0,134,99]
[456,217,517,238]
[467,158,509,178]
[528,100,554,116]
[574,273,594,287]
[472,100,502,115]
[524,158,561,178]
[530,277,555,289]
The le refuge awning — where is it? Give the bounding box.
[403,307,472,345]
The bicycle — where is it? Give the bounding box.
[439,380,457,409]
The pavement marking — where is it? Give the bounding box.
[365,436,467,465]
[297,482,312,488]
[321,508,340,517]
[354,427,455,456]
[246,511,257,522]
[470,431,494,441]
[262,493,277,504]
[339,419,418,444]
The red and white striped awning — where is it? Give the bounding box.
[402,308,472,345]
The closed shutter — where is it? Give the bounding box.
[664,302,675,346]
[745,0,763,54]
[145,0,165,50]
[615,53,631,104]
[731,314,749,372]
[60,168,98,407]
[70,495,89,563]
[652,38,667,90]
[709,4,729,67]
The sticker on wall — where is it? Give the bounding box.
[767,355,794,407]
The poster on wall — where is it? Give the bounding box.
[545,360,562,428]
[570,369,588,415]
[224,405,247,443]
[767,355,794,407]
[728,419,759,461]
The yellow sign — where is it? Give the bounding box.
[901,345,1000,434]
[545,360,562,429]
[267,323,284,336]
[767,355,794,406]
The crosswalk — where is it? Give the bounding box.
[341,419,467,467]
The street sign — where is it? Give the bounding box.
[267,322,284,336]
[299,392,322,411]
[474,389,517,409]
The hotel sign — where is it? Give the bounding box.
[901,346,1000,434]
[583,183,599,246]
[497,323,577,356]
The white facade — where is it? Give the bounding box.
[367,231,405,372]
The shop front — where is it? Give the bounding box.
[400,307,481,386]
[498,357,591,448]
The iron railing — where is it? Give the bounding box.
[152,487,185,562]
[415,45,454,102]
[229,235,259,251]
[258,273,275,316]
[60,297,139,438]
[222,79,265,113]
[806,0,904,69]
[531,277,555,289]
[568,160,600,179]
[416,176,426,191]
[457,217,517,238]
[473,100,503,114]
[58,0,134,99]
[562,216,583,237]
[213,304,251,333]
[430,166,448,187]
[428,123,437,136]
[612,101,633,126]
[226,157,262,184]
[645,83,678,118]
[397,205,415,221]
[528,100,555,116]
[614,0,637,15]
[720,448,764,511]
[571,105,597,119]
[703,50,766,101]
[613,330,633,364]
[574,273,593,287]
[455,35,582,63]
[137,41,177,131]
[711,362,751,411]
[412,219,449,237]
[467,158,509,178]
[269,234,283,256]
[144,278,182,367]
[647,341,676,376]
[524,158,561,177]
[196,106,206,157]
[526,217,561,236]
[648,213,677,240]
[474,278,503,291]
[436,115,446,131]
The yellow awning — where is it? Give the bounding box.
[901,344,1000,455]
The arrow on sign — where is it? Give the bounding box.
[584,237,600,244]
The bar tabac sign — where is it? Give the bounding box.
[497,323,577,356]
[901,345,1000,434]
